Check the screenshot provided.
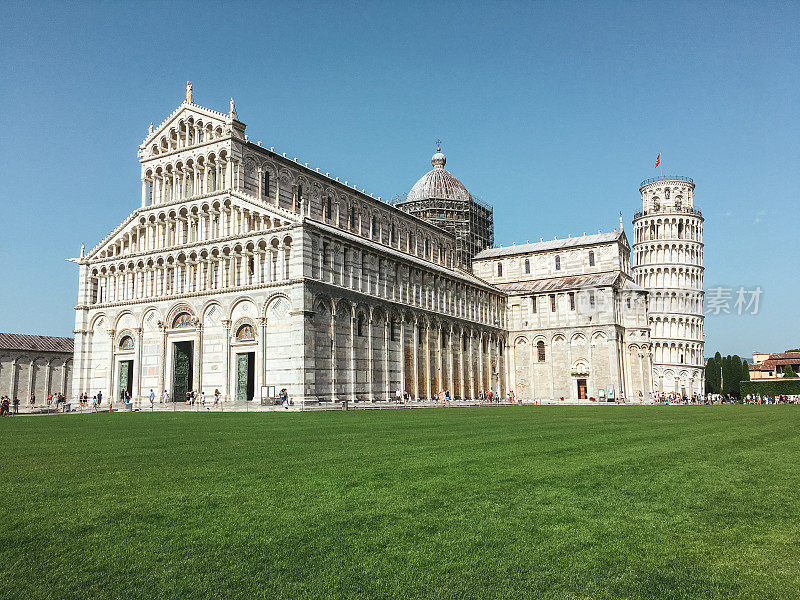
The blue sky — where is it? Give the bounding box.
[1,1,798,358]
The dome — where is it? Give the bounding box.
[406,148,471,203]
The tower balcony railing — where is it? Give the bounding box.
[634,205,702,219]
[640,175,694,187]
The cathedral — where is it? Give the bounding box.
[71,86,704,404]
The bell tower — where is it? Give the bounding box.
[632,176,705,396]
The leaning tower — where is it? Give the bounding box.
[632,176,705,397]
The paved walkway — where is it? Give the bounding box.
[7,398,652,416]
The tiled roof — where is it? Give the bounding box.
[474,231,624,259]
[493,272,619,294]
[0,333,74,354]
[750,353,800,371]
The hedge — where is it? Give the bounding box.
[740,380,800,396]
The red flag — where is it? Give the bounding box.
[655,154,661,168]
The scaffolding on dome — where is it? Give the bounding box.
[394,194,494,269]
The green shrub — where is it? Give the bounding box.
[740,379,800,396]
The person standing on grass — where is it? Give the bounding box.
[214,389,220,406]
[12,396,19,414]
[149,389,155,408]
[395,387,402,403]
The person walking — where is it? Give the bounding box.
[12,396,19,414]
[162,389,169,404]
[214,389,220,407]
[91,396,98,412]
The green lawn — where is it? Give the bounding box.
[0,407,798,600]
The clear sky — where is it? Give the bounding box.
[1,1,798,358]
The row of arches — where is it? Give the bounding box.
[649,316,704,341]
[647,290,703,315]
[311,295,506,401]
[88,235,293,305]
[143,150,236,207]
[94,199,289,260]
[634,266,703,290]
[633,216,703,243]
[147,114,225,156]
[633,243,703,267]
[311,233,503,328]
[238,152,458,268]
[510,332,652,400]
[652,342,703,366]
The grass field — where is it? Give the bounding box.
[0,407,798,600]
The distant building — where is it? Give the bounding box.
[395,148,493,268]
[0,333,74,400]
[749,352,800,380]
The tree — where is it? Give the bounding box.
[783,365,798,378]
[705,355,720,394]
[729,355,742,397]
[741,359,750,383]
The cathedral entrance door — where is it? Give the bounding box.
[172,341,193,402]
[118,360,133,400]
[577,379,587,400]
[236,352,255,401]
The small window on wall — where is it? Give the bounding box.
[263,171,270,196]
[390,320,397,341]
[531,296,537,313]
[569,292,575,311]
[550,294,556,312]
[524,259,530,274]
[626,297,632,309]
[357,315,364,337]
[589,251,595,266]
[119,336,134,350]
[555,255,561,271]
[537,340,546,362]
[589,290,596,308]
[236,324,255,342]
[497,262,503,276]
[325,197,332,220]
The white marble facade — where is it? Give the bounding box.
[473,232,653,401]
[71,89,696,404]
[632,178,705,396]
[72,92,505,403]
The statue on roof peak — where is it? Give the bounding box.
[186,81,193,103]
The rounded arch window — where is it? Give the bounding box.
[119,336,134,350]
[173,312,193,328]
[236,324,255,342]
